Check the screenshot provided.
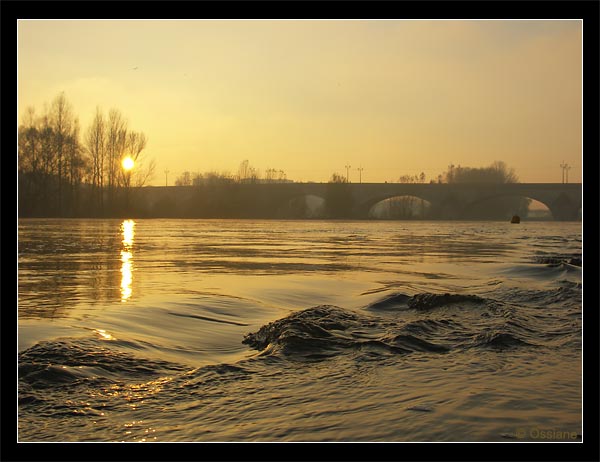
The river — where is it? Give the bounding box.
[17,218,582,442]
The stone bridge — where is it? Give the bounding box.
[133,182,582,221]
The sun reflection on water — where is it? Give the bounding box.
[120,220,135,302]
[122,219,135,247]
[94,328,115,341]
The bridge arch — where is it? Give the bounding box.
[368,195,433,219]
[356,191,439,219]
[276,193,326,218]
[524,199,552,220]
[462,192,577,221]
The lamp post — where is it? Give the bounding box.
[345,164,351,183]
[357,166,363,184]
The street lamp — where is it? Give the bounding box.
[345,164,351,183]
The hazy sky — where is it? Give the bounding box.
[18,20,582,185]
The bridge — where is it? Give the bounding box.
[133,182,582,221]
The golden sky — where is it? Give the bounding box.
[18,20,582,185]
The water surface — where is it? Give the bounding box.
[18,219,582,442]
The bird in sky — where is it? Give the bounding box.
[132,67,138,70]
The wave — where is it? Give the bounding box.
[242,305,452,360]
[407,293,486,310]
[365,292,486,312]
[19,284,581,392]
[533,253,581,267]
[471,330,534,349]
[243,284,580,361]
[19,338,187,389]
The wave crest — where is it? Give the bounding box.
[242,305,450,360]
[407,293,486,310]
[19,339,186,388]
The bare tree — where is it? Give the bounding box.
[65,118,85,214]
[127,132,147,162]
[329,172,348,183]
[237,159,261,183]
[85,107,106,211]
[265,168,275,182]
[106,108,128,195]
[238,159,250,182]
[133,158,156,187]
[18,107,41,176]
[175,171,192,186]
[18,107,43,215]
[50,92,75,213]
[19,92,153,217]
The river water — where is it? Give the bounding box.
[17,219,582,442]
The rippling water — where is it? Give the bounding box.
[17,219,582,442]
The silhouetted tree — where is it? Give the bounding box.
[49,92,77,214]
[18,92,153,217]
[85,107,106,212]
[237,159,260,183]
[443,161,518,184]
[439,161,530,219]
[126,131,150,187]
[64,119,86,215]
[19,95,85,216]
[329,172,348,184]
[18,107,44,215]
[382,172,428,219]
[175,171,193,186]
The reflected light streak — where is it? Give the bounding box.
[120,220,135,302]
[121,219,135,248]
[95,328,116,341]
[121,250,133,302]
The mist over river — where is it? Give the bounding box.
[17,219,582,442]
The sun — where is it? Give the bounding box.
[122,156,135,171]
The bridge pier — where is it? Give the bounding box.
[549,193,581,221]
[549,205,581,221]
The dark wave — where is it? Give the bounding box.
[366,292,486,312]
[534,253,581,267]
[243,305,455,360]
[365,292,411,310]
[19,338,187,389]
[407,293,486,310]
[243,283,580,361]
[471,330,534,349]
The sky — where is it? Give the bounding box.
[18,19,582,186]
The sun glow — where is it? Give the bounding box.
[122,156,135,171]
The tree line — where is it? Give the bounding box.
[174,160,289,186]
[18,94,530,221]
[119,160,531,220]
[18,92,155,217]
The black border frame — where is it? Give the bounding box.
[4,1,598,461]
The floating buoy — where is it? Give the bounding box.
[511,215,520,224]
